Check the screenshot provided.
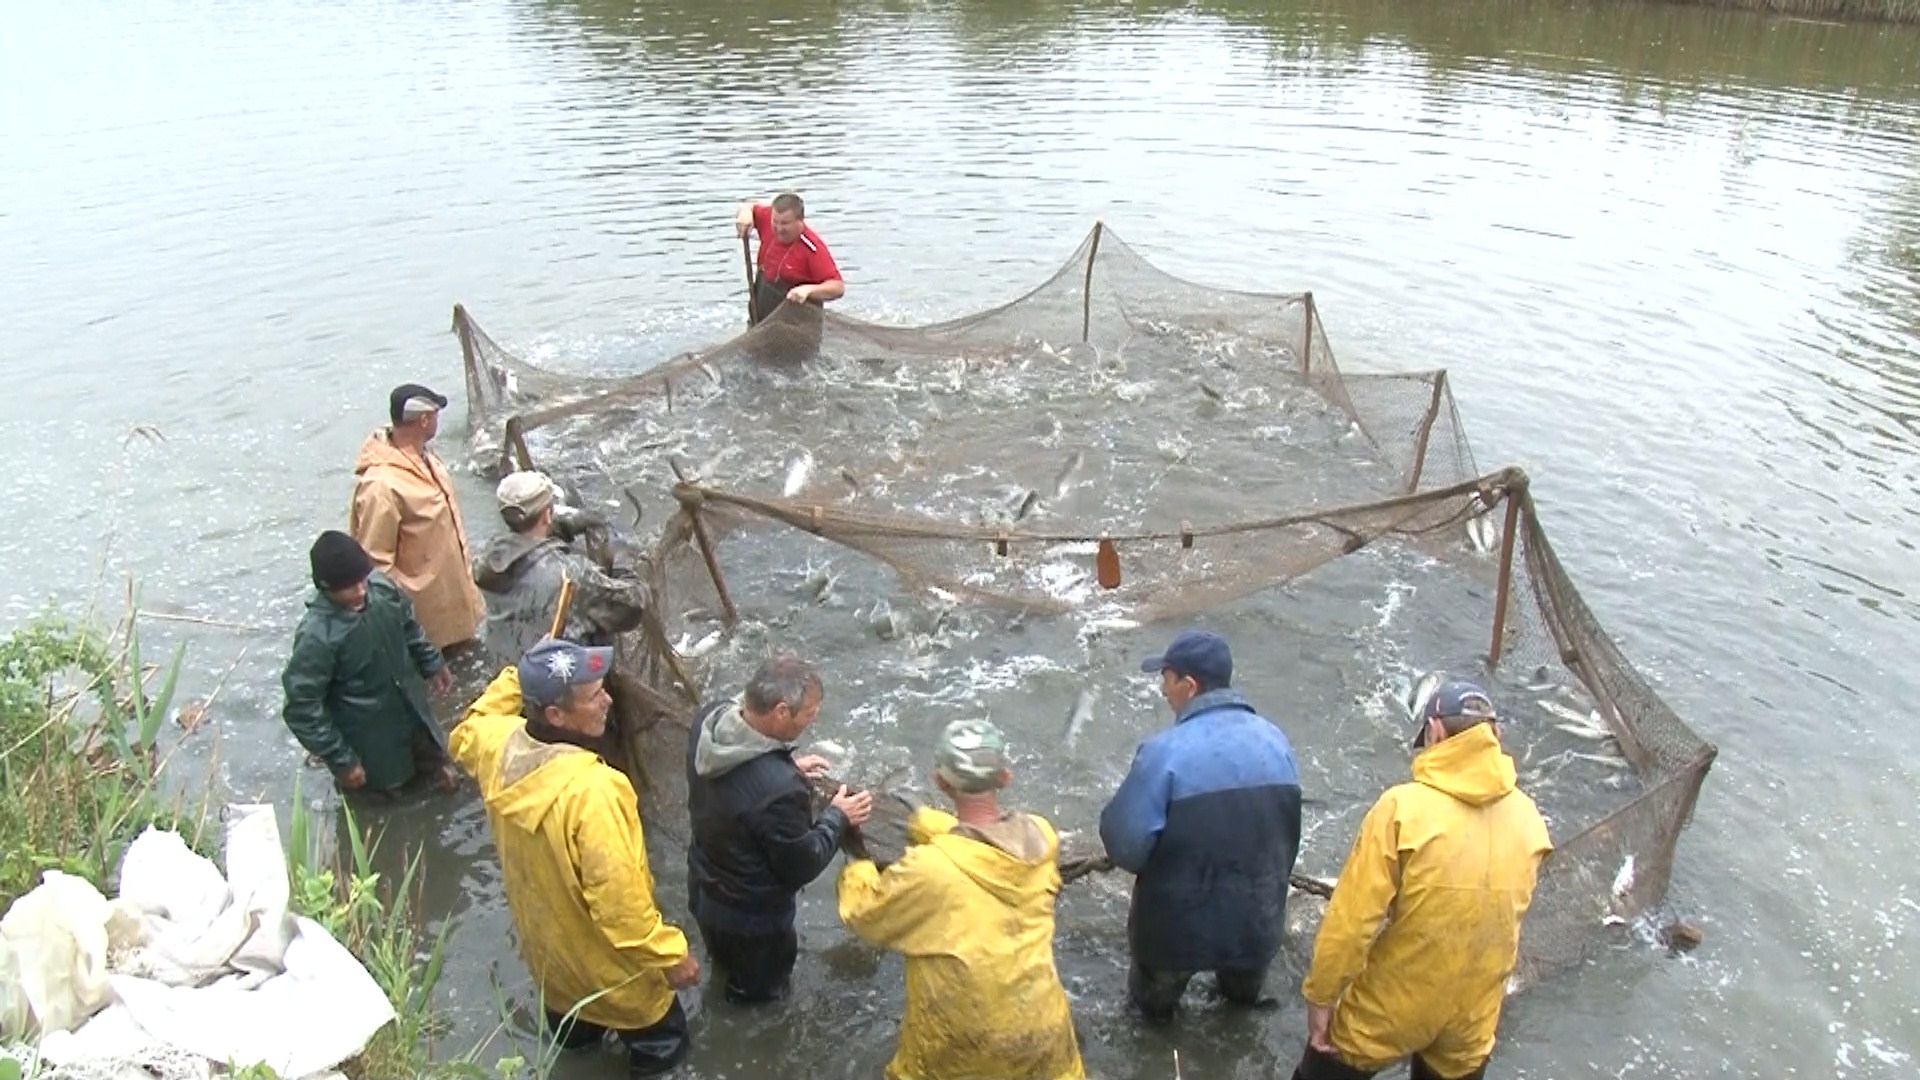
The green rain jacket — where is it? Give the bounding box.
[281,573,447,791]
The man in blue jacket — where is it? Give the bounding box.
[1099,628,1303,1022]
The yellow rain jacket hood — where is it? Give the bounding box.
[839,807,1085,1080]
[349,429,486,649]
[1302,724,1553,1075]
[449,667,688,1030]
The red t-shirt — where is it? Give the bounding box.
[752,203,842,287]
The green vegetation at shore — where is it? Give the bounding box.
[0,615,201,910]
[0,612,558,1080]
[1682,0,1920,22]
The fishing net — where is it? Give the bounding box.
[451,224,1715,989]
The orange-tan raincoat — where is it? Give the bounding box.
[349,429,485,648]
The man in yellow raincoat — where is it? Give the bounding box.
[450,639,700,1076]
[1294,680,1553,1080]
[837,719,1085,1080]
[349,383,487,649]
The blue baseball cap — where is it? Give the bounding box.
[518,639,614,710]
[1139,629,1233,687]
[1413,679,1498,746]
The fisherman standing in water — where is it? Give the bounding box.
[281,530,457,796]
[1099,629,1304,1022]
[349,383,487,651]
[1293,680,1551,1080]
[685,654,872,1004]
[837,719,1086,1080]
[735,192,844,326]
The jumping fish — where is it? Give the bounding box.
[1013,489,1041,522]
[1403,670,1445,724]
[674,628,723,659]
[784,452,814,497]
[1464,494,1499,554]
[673,445,738,485]
[840,467,863,495]
[1051,451,1085,500]
[1064,688,1096,748]
[1537,699,1613,740]
[622,483,646,528]
[868,601,907,641]
[803,561,837,603]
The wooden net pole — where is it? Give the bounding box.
[1407,371,1449,493]
[1081,220,1104,344]
[685,501,738,625]
[1301,291,1316,376]
[1487,481,1526,667]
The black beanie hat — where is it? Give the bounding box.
[310,530,374,590]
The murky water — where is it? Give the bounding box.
[5,0,1920,1076]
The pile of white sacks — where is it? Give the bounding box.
[0,805,394,1080]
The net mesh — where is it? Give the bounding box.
[452,224,1715,988]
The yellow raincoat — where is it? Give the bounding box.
[349,429,486,649]
[1302,725,1553,1076]
[449,667,689,1030]
[838,807,1085,1080]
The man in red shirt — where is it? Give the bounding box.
[734,192,844,326]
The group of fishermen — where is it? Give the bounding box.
[278,195,1553,1080]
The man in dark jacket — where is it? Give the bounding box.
[282,530,456,794]
[686,653,872,1004]
[1098,628,1303,1022]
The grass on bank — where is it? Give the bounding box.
[287,786,623,1080]
[0,613,201,912]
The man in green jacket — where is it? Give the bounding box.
[282,530,457,794]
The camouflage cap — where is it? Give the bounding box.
[934,719,1009,794]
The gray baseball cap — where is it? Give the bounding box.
[518,639,614,710]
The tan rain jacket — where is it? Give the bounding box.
[349,429,486,648]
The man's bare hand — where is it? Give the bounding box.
[831,785,873,827]
[786,284,814,304]
[337,763,367,791]
[734,206,753,239]
[793,754,832,778]
[429,668,453,695]
[1307,1002,1336,1054]
[664,953,701,990]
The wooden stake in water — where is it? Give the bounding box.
[741,234,758,326]
[1096,537,1122,590]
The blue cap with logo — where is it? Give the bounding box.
[1139,628,1233,687]
[1413,679,1498,746]
[518,639,614,710]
